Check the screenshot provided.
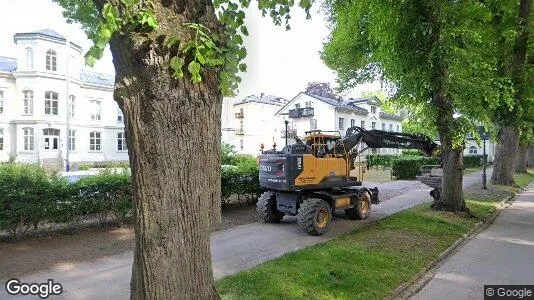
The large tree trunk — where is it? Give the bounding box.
[102,1,223,298]
[516,144,528,172]
[434,91,466,212]
[491,126,519,185]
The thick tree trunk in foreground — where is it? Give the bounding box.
[103,0,223,298]
[516,144,528,172]
[491,126,519,185]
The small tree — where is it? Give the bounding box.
[305,81,339,99]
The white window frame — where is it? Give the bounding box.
[69,95,75,117]
[0,128,3,150]
[46,49,57,71]
[305,101,312,108]
[23,127,34,151]
[469,146,478,154]
[117,131,127,151]
[372,122,376,129]
[44,91,59,115]
[90,100,101,121]
[89,131,101,151]
[117,107,124,123]
[397,125,400,132]
[389,124,393,132]
[371,106,377,114]
[338,117,345,131]
[350,119,355,127]
[382,123,386,131]
[69,130,76,151]
[310,119,317,130]
[361,120,365,129]
[23,90,34,115]
[0,90,4,114]
[26,47,33,69]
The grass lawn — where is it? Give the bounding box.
[217,191,517,299]
[514,170,534,189]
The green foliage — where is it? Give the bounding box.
[0,164,132,240]
[221,142,237,165]
[220,155,261,208]
[322,0,503,148]
[0,164,58,239]
[55,0,314,96]
[463,154,487,169]
[391,157,440,180]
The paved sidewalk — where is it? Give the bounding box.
[0,170,489,299]
[412,183,534,300]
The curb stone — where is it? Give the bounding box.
[386,193,516,300]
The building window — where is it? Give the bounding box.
[23,127,34,151]
[382,123,386,131]
[469,146,478,154]
[397,125,400,132]
[0,90,4,114]
[351,119,355,127]
[0,128,3,150]
[23,90,33,115]
[117,132,127,151]
[69,95,75,117]
[46,50,57,71]
[69,130,76,151]
[371,106,377,114]
[339,117,345,131]
[26,48,33,69]
[372,122,376,129]
[310,119,317,130]
[117,108,124,123]
[361,120,365,129]
[240,139,243,150]
[295,103,300,109]
[305,101,312,108]
[44,91,59,115]
[89,131,101,151]
[90,100,101,121]
[389,124,393,132]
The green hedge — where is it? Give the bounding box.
[221,155,261,208]
[464,155,487,168]
[391,157,440,180]
[0,164,132,240]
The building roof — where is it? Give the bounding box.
[0,56,17,72]
[234,94,286,106]
[304,92,369,114]
[80,69,115,87]
[14,29,66,42]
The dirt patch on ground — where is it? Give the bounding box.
[0,204,259,280]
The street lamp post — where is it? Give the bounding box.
[477,126,488,189]
[284,120,289,147]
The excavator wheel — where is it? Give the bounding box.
[297,198,332,236]
[256,191,284,223]
[345,191,371,220]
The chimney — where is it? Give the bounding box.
[260,92,265,98]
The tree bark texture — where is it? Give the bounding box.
[516,144,528,172]
[98,0,223,298]
[491,126,519,185]
[434,90,466,212]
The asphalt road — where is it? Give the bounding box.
[0,170,489,299]
[411,183,534,300]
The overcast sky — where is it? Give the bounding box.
[0,0,379,101]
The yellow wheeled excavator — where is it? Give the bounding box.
[256,126,438,235]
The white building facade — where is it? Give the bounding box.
[231,94,287,154]
[0,29,127,168]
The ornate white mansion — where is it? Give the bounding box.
[0,29,127,169]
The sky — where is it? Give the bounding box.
[0,0,380,101]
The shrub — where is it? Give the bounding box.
[391,157,440,180]
[0,164,59,240]
[221,142,237,165]
[463,155,486,168]
[74,172,132,227]
[220,155,261,208]
[77,163,92,171]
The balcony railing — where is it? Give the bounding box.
[235,128,244,135]
[281,129,298,139]
[288,107,314,118]
[235,112,244,118]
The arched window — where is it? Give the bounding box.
[469,146,478,154]
[26,48,33,69]
[23,90,33,115]
[46,50,57,71]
